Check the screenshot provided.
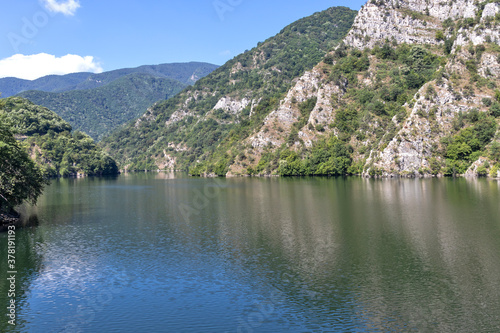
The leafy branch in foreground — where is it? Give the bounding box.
[0,115,47,213]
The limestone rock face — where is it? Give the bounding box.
[213,97,251,115]
[482,3,500,21]
[343,0,480,50]
[157,152,177,171]
[344,2,439,49]
[342,0,499,177]
[247,69,344,150]
[479,53,500,78]
[135,106,157,128]
[465,157,489,177]
[230,0,500,177]
[248,70,323,149]
[366,79,476,176]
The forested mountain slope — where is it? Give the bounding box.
[232,0,500,178]
[0,97,118,177]
[101,6,358,171]
[104,1,500,178]
[18,74,187,141]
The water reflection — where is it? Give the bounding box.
[2,175,500,332]
[0,227,45,332]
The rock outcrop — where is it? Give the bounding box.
[237,0,500,177]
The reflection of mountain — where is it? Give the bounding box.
[166,177,500,331]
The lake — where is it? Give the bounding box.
[1,174,500,332]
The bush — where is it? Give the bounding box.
[490,142,500,162]
[483,98,492,107]
[477,164,488,177]
[490,102,500,117]
[474,117,497,146]
[334,107,359,134]
[435,30,445,41]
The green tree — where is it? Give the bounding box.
[0,116,47,213]
[490,142,500,162]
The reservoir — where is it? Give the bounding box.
[1,174,500,332]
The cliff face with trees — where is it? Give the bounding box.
[101,7,358,172]
[104,2,500,178]
[234,0,500,178]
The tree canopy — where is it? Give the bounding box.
[0,115,47,213]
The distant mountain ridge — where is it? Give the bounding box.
[18,73,188,141]
[5,62,218,141]
[0,62,219,97]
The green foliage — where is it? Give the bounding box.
[334,107,359,134]
[490,102,500,118]
[294,97,318,129]
[483,98,492,107]
[441,112,497,175]
[0,97,72,135]
[1,97,118,177]
[103,7,357,171]
[27,131,119,177]
[277,137,354,176]
[490,142,500,162]
[490,164,499,178]
[474,117,497,145]
[19,74,187,141]
[0,115,47,212]
[444,36,456,55]
[299,97,318,118]
[435,30,445,41]
[248,42,442,178]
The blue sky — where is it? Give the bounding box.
[0,0,365,79]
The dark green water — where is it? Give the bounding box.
[1,174,500,332]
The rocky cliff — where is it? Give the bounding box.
[102,7,357,172]
[225,0,500,178]
[103,2,500,178]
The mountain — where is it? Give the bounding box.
[1,62,218,141]
[18,73,187,141]
[104,2,500,179]
[0,97,118,177]
[0,62,219,97]
[230,0,500,178]
[101,6,357,171]
[218,0,500,178]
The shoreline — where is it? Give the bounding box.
[131,169,500,180]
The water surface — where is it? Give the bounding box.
[1,174,500,332]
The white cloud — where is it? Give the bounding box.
[42,0,81,16]
[0,53,103,80]
[219,50,231,56]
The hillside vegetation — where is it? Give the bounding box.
[106,1,500,179]
[0,97,118,177]
[102,6,357,171]
[19,74,187,141]
[0,114,46,215]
